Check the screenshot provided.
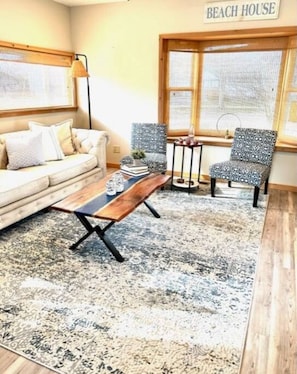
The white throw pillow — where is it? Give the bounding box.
[28,119,76,156]
[29,122,65,161]
[5,132,45,170]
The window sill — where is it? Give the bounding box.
[167,136,297,153]
[0,106,77,118]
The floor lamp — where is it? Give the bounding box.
[70,54,92,129]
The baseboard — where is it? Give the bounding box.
[107,163,120,169]
[269,183,297,192]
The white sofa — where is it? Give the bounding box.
[0,126,109,230]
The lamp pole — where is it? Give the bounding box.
[73,53,92,130]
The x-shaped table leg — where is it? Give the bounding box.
[69,200,161,262]
[70,212,125,262]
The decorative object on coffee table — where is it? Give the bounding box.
[121,149,149,176]
[131,148,145,160]
[120,163,149,177]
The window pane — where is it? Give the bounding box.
[169,51,193,87]
[0,60,74,110]
[199,51,282,132]
[283,94,297,138]
[278,49,297,141]
[292,50,297,88]
[199,51,282,133]
[169,91,192,130]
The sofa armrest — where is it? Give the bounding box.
[72,129,110,176]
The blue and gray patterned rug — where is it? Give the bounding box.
[0,184,267,373]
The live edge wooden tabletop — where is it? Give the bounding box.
[51,173,170,222]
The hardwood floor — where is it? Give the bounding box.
[0,188,296,374]
[240,189,297,374]
[0,347,56,374]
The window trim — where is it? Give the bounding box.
[158,26,297,141]
[0,40,77,118]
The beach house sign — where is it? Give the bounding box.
[204,0,280,23]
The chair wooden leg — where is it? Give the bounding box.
[211,178,216,197]
[253,186,260,207]
[264,178,269,194]
[228,181,232,188]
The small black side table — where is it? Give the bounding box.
[171,140,203,193]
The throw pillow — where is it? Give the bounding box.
[5,132,45,170]
[27,119,76,156]
[54,119,76,156]
[29,122,65,161]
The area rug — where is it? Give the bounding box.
[0,185,267,373]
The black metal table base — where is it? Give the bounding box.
[69,200,160,262]
[171,141,203,194]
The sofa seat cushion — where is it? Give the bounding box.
[0,170,49,208]
[48,154,98,186]
[18,153,98,187]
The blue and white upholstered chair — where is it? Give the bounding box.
[121,123,167,174]
[209,128,277,207]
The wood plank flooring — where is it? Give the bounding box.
[240,189,297,373]
[0,188,296,374]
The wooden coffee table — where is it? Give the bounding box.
[51,173,170,262]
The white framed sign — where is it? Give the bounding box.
[204,0,280,23]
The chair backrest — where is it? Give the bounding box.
[131,123,167,155]
[231,128,277,166]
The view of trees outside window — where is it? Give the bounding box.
[168,52,194,132]
[0,42,74,116]
[0,61,74,110]
[165,35,297,143]
[199,51,282,133]
[282,50,297,139]
[284,93,297,137]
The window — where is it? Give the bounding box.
[159,27,297,144]
[280,48,297,144]
[0,41,76,117]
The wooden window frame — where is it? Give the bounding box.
[158,26,297,142]
[0,41,77,118]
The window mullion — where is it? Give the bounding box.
[278,48,297,144]
[191,53,199,135]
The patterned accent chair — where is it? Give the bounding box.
[209,128,277,207]
[122,123,167,173]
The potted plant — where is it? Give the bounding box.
[131,149,146,165]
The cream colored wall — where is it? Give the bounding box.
[70,0,297,187]
[0,0,76,133]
